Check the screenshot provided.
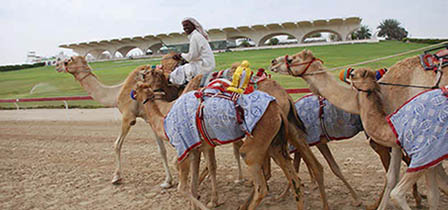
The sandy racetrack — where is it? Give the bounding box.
[0,108,446,210]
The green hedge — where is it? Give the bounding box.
[0,62,46,72]
[403,38,448,45]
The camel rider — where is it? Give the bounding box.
[169,17,216,85]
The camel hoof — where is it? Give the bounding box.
[160,181,173,189]
[234,178,245,184]
[274,191,289,201]
[111,176,122,185]
[365,202,378,210]
[207,201,218,208]
[351,200,362,207]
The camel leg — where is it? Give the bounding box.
[269,143,304,210]
[316,143,362,206]
[275,150,303,200]
[203,148,219,208]
[425,167,440,210]
[368,140,424,209]
[112,114,135,184]
[177,153,209,210]
[436,164,448,195]
[286,123,329,210]
[189,149,204,210]
[177,158,190,192]
[377,148,402,210]
[390,170,424,210]
[233,141,245,183]
[155,135,173,188]
[238,104,281,210]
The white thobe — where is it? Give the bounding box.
[169,30,216,85]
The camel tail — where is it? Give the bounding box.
[287,98,306,135]
[271,109,289,152]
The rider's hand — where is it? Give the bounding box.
[172,53,182,61]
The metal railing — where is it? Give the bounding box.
[0,88,311,110]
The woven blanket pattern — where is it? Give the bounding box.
[295,94,363,145]
[387,87,448,172]
[164,89,275,161]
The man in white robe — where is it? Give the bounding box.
[169,17,216,85]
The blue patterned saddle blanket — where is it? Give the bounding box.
[164,82,275,161]
[387,86,448,172]
[292,94,363,148]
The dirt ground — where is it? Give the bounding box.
[0,108,446,210]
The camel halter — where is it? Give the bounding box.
[284,55,323,77]
[348,74,373,95]
[65,64,94,82]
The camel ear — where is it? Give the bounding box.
[361,69,372,79]
[302,49,314,60]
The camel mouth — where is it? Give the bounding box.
[55,67,64,72]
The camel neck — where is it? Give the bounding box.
[74,70,121,107]
[302,63,360,114]
[357,91,397,148]
[143,99,173,141]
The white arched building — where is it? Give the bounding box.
[59,17,363,60]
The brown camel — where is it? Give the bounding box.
[133,75,307,210]
[348,68,448,210]
[269,49,448,209]
[55,54,180,188]
[141,68,330,209]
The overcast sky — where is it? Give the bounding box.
[1,0,447,65]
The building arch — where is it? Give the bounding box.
[301,30,342,43]
[228,35,255,48]
[86,49,112,60]
[116,46,141,58]
[148,43,163,55]
[258,32,297,46]
[345,26,362,40]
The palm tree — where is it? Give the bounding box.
[377,19,408,40]
[352,25,372,40]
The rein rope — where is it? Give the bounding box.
[295,41,448,76]
[286,41,448,89]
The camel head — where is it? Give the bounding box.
[348,68,380,93]
[55,56,90,75]
[137,68,167,91]
[161,52,180,73]
[134,82,155,104]
[269,49,322,76]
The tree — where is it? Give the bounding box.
[268,38,279,45]
[377,19,408,40]
[239,40,251,48]
[351,25,372,40]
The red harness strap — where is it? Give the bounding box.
[285,55,323,77]
[441,86,448,98]
[194,88,249,147]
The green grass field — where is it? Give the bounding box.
[0,41,430,108]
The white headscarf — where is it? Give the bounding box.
[182,17,209,40]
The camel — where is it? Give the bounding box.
[55,54,181,188]
[277,94,363,206]
[269,49,448,209]
[133,72,309,210]
[138,68,330,209]
[348,68,448,210]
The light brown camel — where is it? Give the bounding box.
[55,54,180,188]
[269,49,448,209]
[348,68,448,210]
[142,68,330,209]
[133,76,307,210]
